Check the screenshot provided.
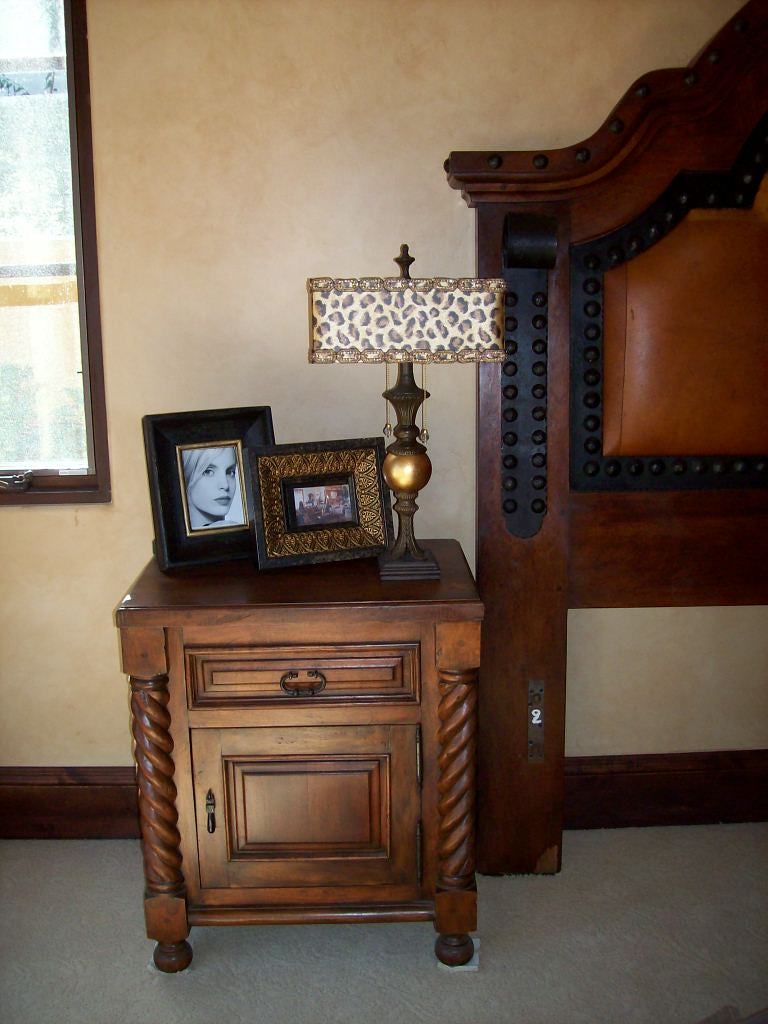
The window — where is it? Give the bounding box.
[0,0,109,504]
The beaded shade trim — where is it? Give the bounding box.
[308,277,506,363]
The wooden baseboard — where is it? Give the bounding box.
[564,749,768,829]
[2,751,766,838]
[0,767,139,839]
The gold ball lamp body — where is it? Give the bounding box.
[383,451,432,494]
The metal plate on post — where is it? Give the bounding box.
[528,680,544,762]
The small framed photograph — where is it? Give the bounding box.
[177,441,248,536]
[143,407,274,570]
[248,437,393,569]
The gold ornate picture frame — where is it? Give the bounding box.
[247,438,393,569]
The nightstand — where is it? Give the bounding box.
[116,540,482,971]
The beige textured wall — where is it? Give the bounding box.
[565,607,768,756]
[2,0,764,767]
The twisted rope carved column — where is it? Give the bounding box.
[437,667,477,887]
[435,665,478,965]
[130,672,191,972]
[130,675,184,894]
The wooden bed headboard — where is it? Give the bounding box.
[445,0,768,874]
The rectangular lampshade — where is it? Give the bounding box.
[308,277,506,363]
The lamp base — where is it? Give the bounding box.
[378,547,441,581]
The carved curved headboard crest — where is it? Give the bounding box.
[445,0,768,874]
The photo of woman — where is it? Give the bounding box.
[179,443,247,533]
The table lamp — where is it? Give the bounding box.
[308,245,505,580]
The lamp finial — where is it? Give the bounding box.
[394,244,415,280]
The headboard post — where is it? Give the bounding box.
[475,202,570,873]
[449,0,768,874]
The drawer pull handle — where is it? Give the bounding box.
[205,789,216,834]
[280,669,327,697]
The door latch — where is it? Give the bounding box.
[205,789,216,833]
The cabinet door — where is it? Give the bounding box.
[192,724,420,890]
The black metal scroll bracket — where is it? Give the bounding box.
[500,212,558,539]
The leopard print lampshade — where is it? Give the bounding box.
[308,276,506,363]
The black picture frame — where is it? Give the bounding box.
[143,406,274,570]
[247,437,393,569]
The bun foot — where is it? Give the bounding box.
[153,939,193,973]
[435,932,474,966]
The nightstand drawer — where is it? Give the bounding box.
[186,643,420,707]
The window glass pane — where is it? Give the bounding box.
[0,0,89,471]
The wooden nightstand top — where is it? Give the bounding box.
[116,539,482,622]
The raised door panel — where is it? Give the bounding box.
[192,724,420,892]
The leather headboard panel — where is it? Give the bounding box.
[602,195,768,457]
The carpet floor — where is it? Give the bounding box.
[1,823,766,1024]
